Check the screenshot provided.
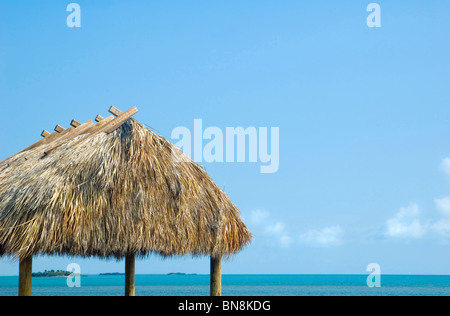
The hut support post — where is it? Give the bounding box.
[18,256,32,296]
[210,256,222,296]
[125,254,135,296]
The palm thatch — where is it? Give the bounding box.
[0,108,251,260]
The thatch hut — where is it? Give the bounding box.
[0,106,251,296]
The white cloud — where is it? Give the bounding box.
[280,235,293,247]
[249,210,270,225]
[265,222,285,235]
[264,222,293,248]
[247,210,293,248]
[376,159,450,242]
[432,220,450,238]
[429,159,450,238]
[300,225,343,246]
[441,158,450,177]
[434,197,450,216]
[385,203,426,239]
[432,197,450,237]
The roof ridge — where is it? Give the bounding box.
[46,115,114,154]
[64,106,138,150]
[0,106,139,165]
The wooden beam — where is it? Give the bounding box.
[125,254,135,296]
[54,125,66,133]
[22,127,73,155]
[210,256,222,296]
[71,120,81,128]
[18,256,32,296]
[67,116,114,149]
[2,107,136,165]
[42,120,95,155]
[95,115,104,122]
[2,127,74,164]
[41,130,51,138]
[104,107,138,133]
[1,108,131,164]
[109,106,123,117]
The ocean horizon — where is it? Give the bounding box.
[1,274,450,296]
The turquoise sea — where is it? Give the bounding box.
[1,274,450,296]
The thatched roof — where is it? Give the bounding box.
[0,107,251,259]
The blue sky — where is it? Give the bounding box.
[1,0,450,276]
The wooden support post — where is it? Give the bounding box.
[18,256,32,296]
[210,256,222,296]
[125,254,135,296]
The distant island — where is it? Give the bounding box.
[32,270,71,277]
[167,272,197,276]
[30,271,198,277]
[98,272,197,276]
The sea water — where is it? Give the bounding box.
[0,274,450,296]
